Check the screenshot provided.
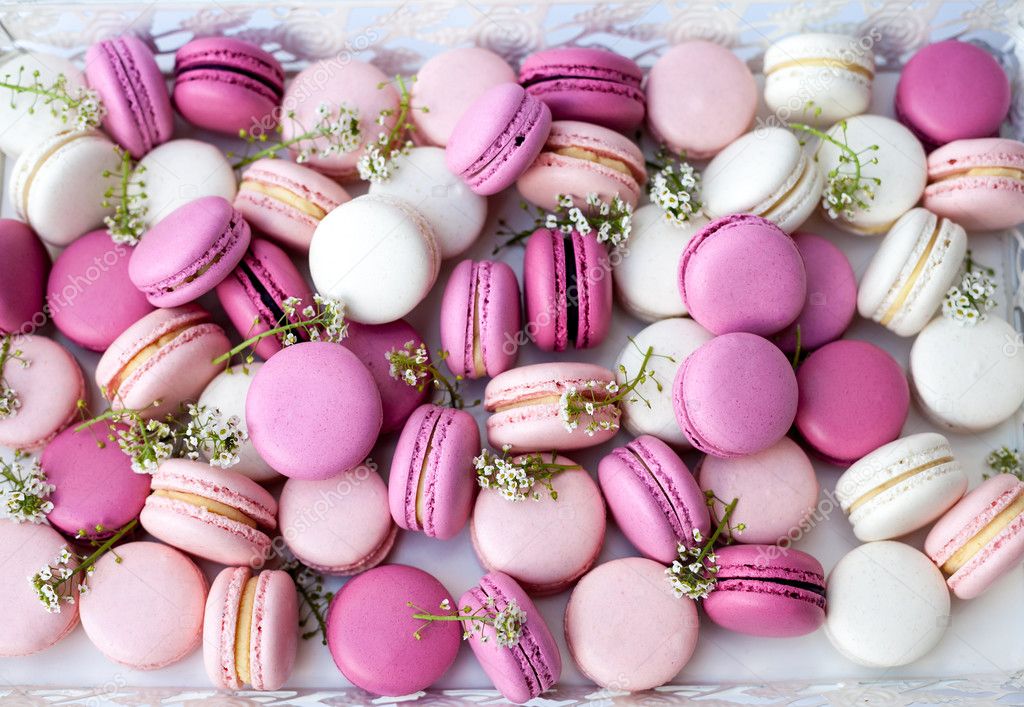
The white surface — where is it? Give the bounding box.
[137,139,237,227]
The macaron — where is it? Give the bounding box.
[9,129,121,246]
[702,128,825,233]
[279,464,396,574]
[215,237,313,361]
[79,541,207,670]
[197,365,278,483]
[565,557,699,691]
[796,340,909,466]
[836,433,967,542]
[129,196,252,308]
[703,545,826,638]
[472,459,605,595]
[459,572,561,703]
[326,564,460,696]
[136,139,238,227]
[896,40,1011,147]
[910,315,1024,433]
[281,59,400,180]
[925,474,1024,600]
[388,403,480,540]
[440,259,521,379]
[446,83,552,196]
[411,47,517,147]
[615,317,713,446]
[96,304,230,420]
[235,158,351,252]
[774,232,857,353]
[923,137,1024,231]
[0,334,84,451]
[857,208,967,337]
[484,362,620,452]
[0,51,87,156]
[140,458,278,565]
[673,332,798,458]
[369,146,488,259]
[698,437,820,546]
[246,341,382,479]
[41,424,152,539]
[516,119,646,210]
[0,219,49,335]
[679,214,806,336]
[0,519,80,656]
[173,37,285,135]
[47,229,153,351]
[523,227,612,352]
[645,41,757,159]
[202,566,298,690]
[84,35,174,158]
[816,115,927,235]
[598,435,710,563]
[519,46,645,134]
[825,541,949,667]
[309,194,440,325]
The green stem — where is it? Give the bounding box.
[212,319,312,365]
[602,345,655,408]
[0,78,81,108]
[788,122,862,185]
[425,362,462,409]
[294,577,330,645]
[231,129,321,170]
[64,519,137,588]
[695,498,737,564]
[791,324,802,369]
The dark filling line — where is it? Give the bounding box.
[176,62,284,97]
[562,234,579,346]
[238,259,294,342]
[522,72,641,90]
[726,575,826,598]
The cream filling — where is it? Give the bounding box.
[848,456,954,513]
[759,155,814,219]
[941,492,1024,576]
[414,417,441,526]
[878,217,944,326]
[555,146,632,176]
[934,166,1024,183]
[234,576,257,685]
[153,489,258,528]
[105,325,192,399]
[239,180,327,219]
[164,250,227,293]
[491,393,563,413]
[766,57,874,79]
[472,281,486,377]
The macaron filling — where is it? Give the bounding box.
[104,319,207,400]
[939,488,1024,576]
[764,57,873,79]
[152,489,259,528]
[932,166,1024,183]
[232,256,300,346]
[234,575,258,685]
[176,61,284,100]
[521,64,642,90]
[238,180,327,219]
[466,261,490,377]
[845,453,956,514]
[552,146,633,177]
[562,235,581,346]
[755,153,817,220]
[716,561,826,607]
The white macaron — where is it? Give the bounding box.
[198,364,279,483]
[138,139,237,227]
[0,52,88,157]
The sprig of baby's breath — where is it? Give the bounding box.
[789,117,879,220]
[495,193,633,252]
[230,104,361,170]
[357,75,425,183]
[0,333,28,420]
[101,146,147,245]
[409,596,526,648]
[0,65,104,130]
[986,446,1022,481]
[943,250,997,326]
[474,446,578,502]
[666,497,739,600]
[0,452,54,524]
[385,341,476,409]
[646,148,702,226]
[283,560,334,645]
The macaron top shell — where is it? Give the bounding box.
[0,219,49,335]
[0,52,87,156]
[923,137,1024,231]
[136,139,238,227]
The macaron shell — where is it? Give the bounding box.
[0,219,49,334]
[136,139,238,227]
[248,570,299,690]
[0,52,87,157]
[197,365,278,483]
[203,565,247,688]
[923,138,1024,231]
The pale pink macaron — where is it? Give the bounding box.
[140,459,278,566]
[472,460,605,595]
[925,474,1024,600]
[923,137,1024,231]
[203,566,299,690]
[0,334,83,451]
[80,541,207,670]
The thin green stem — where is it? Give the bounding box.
[212,320,308,365]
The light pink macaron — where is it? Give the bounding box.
[923,138,1024,231]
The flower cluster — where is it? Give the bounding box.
[181,404,247,468]
[942,251,997,326]
[647,148,702,226]
[357,75,424,183]
[496,193,633,252]
[386,341,474,409]
[0,452,54,524]
[666,497,740,600]
[409,596,526,649]
[789,120,880,220]
[101,146,148,245]
[283,560,334,645]
[230,104,361,170]
[986,446,1022,481]
[474,446,578,502]
[0,334,28,420]
[0,65,105,131]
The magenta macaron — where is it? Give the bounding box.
[0,219,48,335]
[173,37,285,135]
[524,228,612,352]
[440,259,521,379]
[446,83,552,196]
[923,137,1024,231]
[702,544,827,638]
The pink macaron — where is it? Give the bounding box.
[326,564,461,696]
[80,541,207,670]
[520,46,644,134]
[925,474,1024,600]
[85,36,174,158]
[96,304,230,420]
[516,120,647,210]
[140,458,278,565]
[173,37,285,135]
[795,339,909,466]
[896,40,1011,147]
[524,228,613,352]
[679,214,807,337]
[0,334,84,451]
[235,158,351,252]
[703,544,827,638]
[216,237,313,361]
[0,219,48,335]
[485,362,620,452]
[246,341,382,479]
[459,572,561,703]
[446,83,552,196]
[388,403,480,539]
[472,459,605,595]
[598,435,711,563]
[129,196,252,308]
[202,566,298,690]
[47,230,154,351]
[674,332,798,458]
[923,137,1024,231]
[440,259,521,379]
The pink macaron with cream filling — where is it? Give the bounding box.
[0,219,49,335]
[923,137,1024,231]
